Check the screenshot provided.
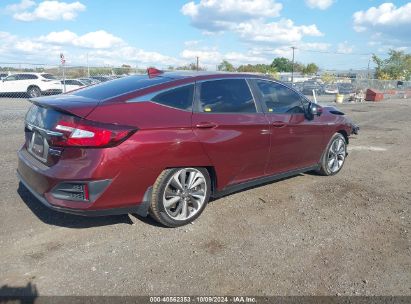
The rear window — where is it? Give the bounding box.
[19,74,38,80]
[41,74,57,79]
[151,84,194,110]
[72,75,172,101]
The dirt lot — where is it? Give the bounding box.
[0,97,410,296]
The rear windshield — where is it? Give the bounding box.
[72,75,172,100]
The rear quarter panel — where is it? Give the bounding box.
[86,101,212,195]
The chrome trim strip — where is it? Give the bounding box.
[26,123,63,136]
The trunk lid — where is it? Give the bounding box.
[29,94,100,118]
[24,94,100,166]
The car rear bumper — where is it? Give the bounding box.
[17,170,149,216]
[17,147,152,217]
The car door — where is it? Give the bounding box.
[250,79,325,175]
[19,74,38,93]
[0,74,20,93]
[192,78,270,189]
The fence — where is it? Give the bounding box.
[0,63,410,99]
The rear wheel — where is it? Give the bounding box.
[317,133,347,176]
[27,86,41,98]
[149,167,211,227]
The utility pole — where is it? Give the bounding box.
[291,46,296,83]
[87,52,90,77]
[196,56,199,71]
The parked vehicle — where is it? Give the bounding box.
[302,81,324,95]
[78,78,100,85]
[17,70,359,227]
[61,79,86,92]
[324,84,339,95]
[337,83,354,95]
[0,73,8,80]
[89,76,111,82]
[0,73,62,97]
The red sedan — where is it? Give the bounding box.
[17,69,359,227]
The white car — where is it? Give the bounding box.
[61,79,87,93]
[0,73,62,98]
[324,84,339,95]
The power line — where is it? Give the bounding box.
[297,49,376,56]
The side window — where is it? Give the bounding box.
[4,75,18,81]
[151,84,194,111]
[255,80,305,114]
[19,74,38,80]
[199,79,256,113]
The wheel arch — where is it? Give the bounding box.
[27,84,40,91]
[337,129,349,144]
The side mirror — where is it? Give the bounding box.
[307,102,322,119]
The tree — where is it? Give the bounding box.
[176,63,206,71]
[237,64,277,77]
[321,72,336,83]
[217,60,235,72]
[373,49,411,80]
[271,57,293,72]
[302,63,319,75]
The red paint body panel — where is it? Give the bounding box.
[17,73,356,216]
[192,112,270,188]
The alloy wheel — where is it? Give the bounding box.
[162,168,207,221]
[327,137,346,173]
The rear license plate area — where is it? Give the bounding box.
[28,131,49,162]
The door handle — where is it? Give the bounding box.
[195,122,217,129]
[272,121,286,128]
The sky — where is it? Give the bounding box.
[0,0,410,71]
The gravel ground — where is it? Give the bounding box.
[0,97,410,296]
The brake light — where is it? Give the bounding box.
[50,116,136,147]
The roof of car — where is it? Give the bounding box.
[156,71,271,81]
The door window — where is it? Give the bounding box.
[198,79,256,113]
[151,84,194,111]
[255,80,305,114]
[4,75,18,81]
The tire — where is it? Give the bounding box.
[317,133,347,176]
[149,167,211,227]
[27,86,41,98]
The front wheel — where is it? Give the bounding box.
[317,133,347,176]
[149,167,211,227]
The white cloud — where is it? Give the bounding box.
[234,19,323,44]
[0,30,180,68]
[337,41,353,54]
[184,40,202,47]
[353,2,411,32]
[5,0,35,12]
[181,0,323,47]
[300,42,331,51]
[182,0,282,31]
[181,49,222,64]
[38,30,124,49]
[305,0,334,10]
[11,0,86,21]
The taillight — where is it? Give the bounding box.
[50,115,136,148]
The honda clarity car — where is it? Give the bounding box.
[17,69,359,227]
